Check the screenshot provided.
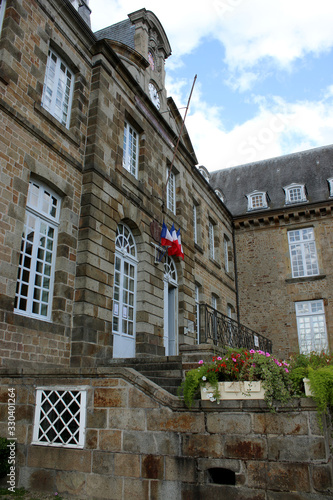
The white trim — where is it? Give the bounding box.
[224,235,229,273]
[284,183,307,204]
[123,121,139,178]
[164,256,178,355]
[14,180,61,320]
[209,221,215,260]
[167,170,176,214]
[288,227,319,278]
[112,224,137,358]
[295,300,328,354]
[41,48,74,128]
[0,0,6,35]
[32,387,87,448]
[193,204,197,244]
[247,191,268,211]
[328,178,333,197]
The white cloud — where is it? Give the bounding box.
[185,90,333,171]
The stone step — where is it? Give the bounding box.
[139,369,183,379]
[146,376,182,387]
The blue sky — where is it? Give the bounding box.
[90,0,333,171]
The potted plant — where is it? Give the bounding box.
[179,348,292,410]
[289,351,333,421]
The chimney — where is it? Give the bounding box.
[70,0,91,28]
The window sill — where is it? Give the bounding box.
[285,274,326,284]
[209,258,221,269]
[194,243,204,254]
[34,102,80,147]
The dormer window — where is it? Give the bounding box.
[247,191,268,211]
[198,166,210,183]
[214,189,224,203]
[284,183,307,204]
[328,178,333,197]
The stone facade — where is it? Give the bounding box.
[0,0,236,369]
[211,147,333,357]
[1,370,332,499]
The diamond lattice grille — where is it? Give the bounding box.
[36,389,84,447]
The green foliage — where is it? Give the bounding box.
[178,363,219,408]
[307,366,333,418]
[0,437,10,479]
[179,348,292,409]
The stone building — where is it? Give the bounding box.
[0,1,332,498]
[211,146,333,358]
[0,0,236,369]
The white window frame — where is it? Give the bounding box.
[198,166,210,183]
[112,224,137,341]
[193,204,198,245]
[295,300,328,354]
[167,170,176,214]
[123,121,139,178]
[284,183,307,204]
[328,178,333,197]
[32,387,87,448]
[288,228,319,278]
[195,284,200,343]
[14,180,60,320]
[209,221,215,260]
[224,235,230,273]
[0,0,6,35]
[247,191,268,211]
[41,48,74,128]
[214,189,224,203]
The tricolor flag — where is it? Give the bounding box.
[160,222,184,259]
[160,221,173,247]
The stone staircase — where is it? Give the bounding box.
[108,355,184,396]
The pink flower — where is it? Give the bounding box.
[217,357,222,360]
[198,360,204,365]
[284,368,289,373]
[250,349,255,354]
[266,352,270,357]
[232,358,237,362]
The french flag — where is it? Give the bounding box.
[160,221,173,247]
[168,224,184,259]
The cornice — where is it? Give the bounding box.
[233,200,333,230]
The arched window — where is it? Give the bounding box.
[164,256,178,356]
[14,180,61,320]
[112,223,137,358]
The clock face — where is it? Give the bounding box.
[149,82,160,110]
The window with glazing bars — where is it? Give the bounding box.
[295,300,328,354]
[123,121,139,177]
[209,221,215,260]
[167,170,175,213]
[288,228,319,278]
[42,48,74,128]
[14,180,60,320]
[32,388,87,448]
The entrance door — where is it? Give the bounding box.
[164,256,178,356]
[112,224,137,358]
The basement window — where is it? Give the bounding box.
[32,387,87,448]
[207,467,236,485]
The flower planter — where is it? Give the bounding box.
[200,381,265,401]
[303,378,313,397]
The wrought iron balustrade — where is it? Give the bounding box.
[199,303,273,353]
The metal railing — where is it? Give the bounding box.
[199,303,273,353]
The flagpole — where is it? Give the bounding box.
[162,74,197,211]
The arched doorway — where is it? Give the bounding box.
[112,223,137,358]
[163,256,178,356]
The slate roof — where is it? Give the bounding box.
[210,144,333,217]
[94,19,135,49]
